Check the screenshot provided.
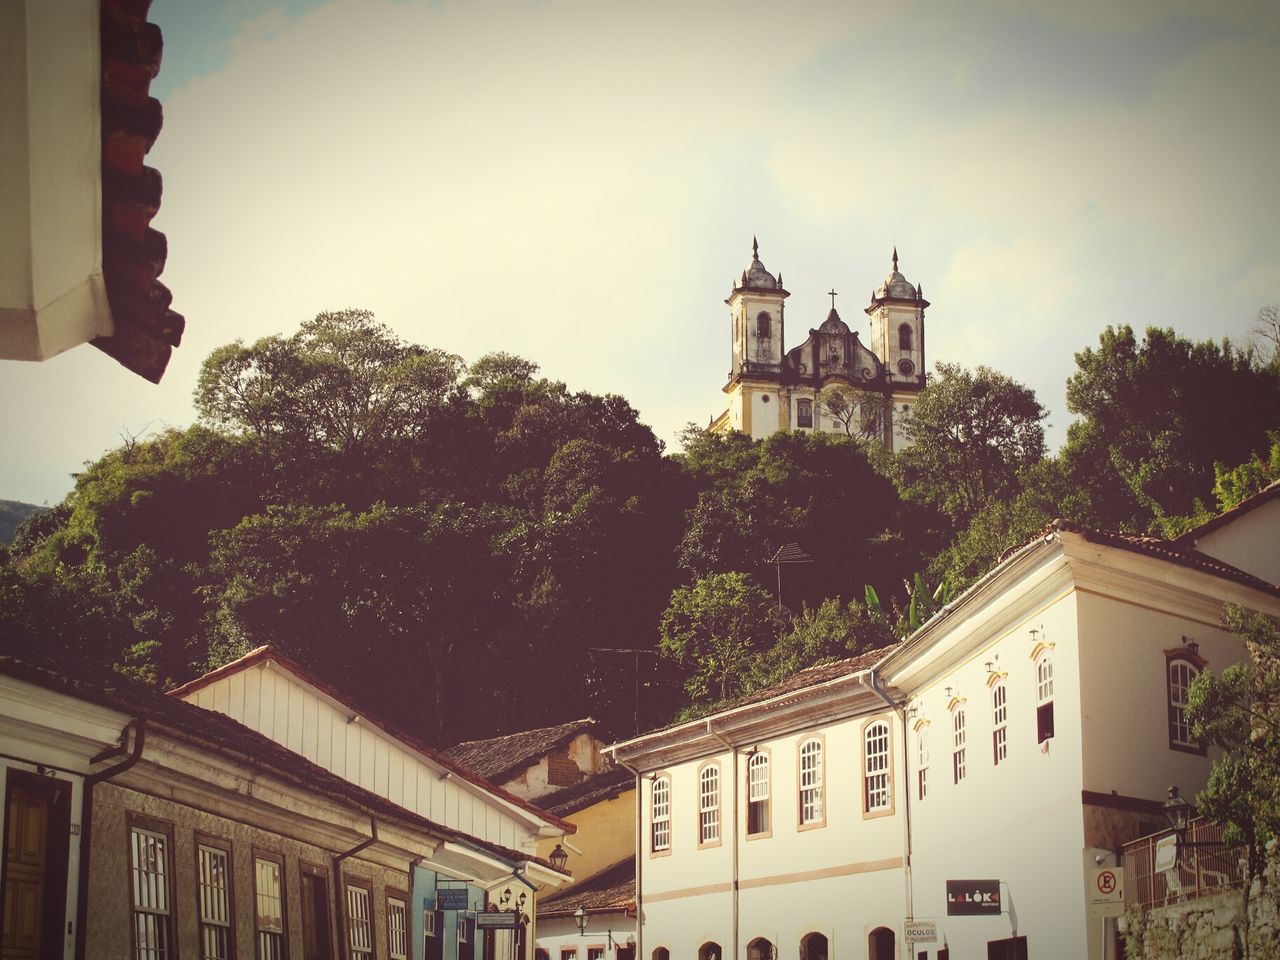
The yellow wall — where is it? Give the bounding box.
[536,786,635,889]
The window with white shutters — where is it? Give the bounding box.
[747,751,771,835]
[387,895,408,960]
[1036,655,1055,743]
[253,854,286,960]
[917,725,929,801]
[952,707,967,784]
[992,681,1008,765]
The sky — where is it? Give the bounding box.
[3,0,1278,505]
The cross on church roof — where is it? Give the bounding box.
[828,288,838,309]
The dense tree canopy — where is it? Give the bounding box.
[5,309,1279,742]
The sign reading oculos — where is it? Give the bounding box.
[946,879,1002,916]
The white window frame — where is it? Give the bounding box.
[130,822,175,960]
[747,751,771,836]
[863,720,892,815]
[197,841,233,960]
[698,763,721,846]
[346,881,373,960]
[1168,657,1202,751]
[1036,653,1055,744]
[952,707,967,784]
[992,680,1008,765]
[916,724,929,801]
[253,854,286,960]
[387,895,408,960]
[798,737,825,827]
[651,775,671,853]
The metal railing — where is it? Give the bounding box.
[1122,818,1247,909]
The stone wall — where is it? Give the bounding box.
[1123,842,1280,959]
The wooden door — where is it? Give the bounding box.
[2,775,69,960]
[300,868,332,960]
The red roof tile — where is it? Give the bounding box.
[445,719,600,784]
[94,0,183,382]
[538,857,635,918]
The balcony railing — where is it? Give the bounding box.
[1122,818,1247,909]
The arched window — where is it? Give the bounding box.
[1167,653,1205,752]
[797,398,813,429]
[653,949,670,960]
[698,763,720,846]
[747,938,774,960]
[1036,654,1055,744]
[650,775,671,853]
[916,724,929,801]
[863,719,892,814]
[800,932,828,960]
[898,324,913,350]
[798,737,824,826]
[698,943,721,960]
[756,312,772,338]
[992,680,1008,765]
[747,751,771,835]
[868,927,896,960]
[952,706,967,784]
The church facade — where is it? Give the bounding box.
[709,241,928,451]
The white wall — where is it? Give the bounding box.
[1190,498,1280,585]
[184,665,535,850]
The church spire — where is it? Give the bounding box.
[892,245,899,272]
[752,235,760,260]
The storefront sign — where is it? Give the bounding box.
[475,910,519,929]
[437,887,470,910]
[945,879,1001,916]
[903,920,937,943]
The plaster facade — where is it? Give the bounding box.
[612,500,1280,960]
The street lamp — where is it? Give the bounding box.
[573,909,626,951]
[549,844,569,873]
[1163,785,1192,837]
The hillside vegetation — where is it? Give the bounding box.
[2,309,1277,743]
[0,500,43,545]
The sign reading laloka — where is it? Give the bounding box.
[946,879,1001,916]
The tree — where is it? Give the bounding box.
[1249,304,1280,368]
[749,598,896,690]
[1186,604,1280,878]
[659,573,780,705]
[896,362,1048,524]
[195,310,466,468]
[1061,325,1280,531]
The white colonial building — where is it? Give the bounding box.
[609,484,1280,960]
[710,241,928,450]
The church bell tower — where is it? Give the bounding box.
[721,238,790,438]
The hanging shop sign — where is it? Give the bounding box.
[945,879,1001,916]
[437,887,471,911]
[476,910,520,930]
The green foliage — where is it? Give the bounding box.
[659,573,780,703]
[896,362,1048,524]
[750,598,896,689]
[1061,325,1280,531]
[1213,431,1280,512]
[1186,605,1280,876]
[0,501,44,546]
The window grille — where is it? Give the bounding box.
[197,844,232,960]
[387,897,408,960]
[254,856,285,960]
[130,827,173,960]
[347,884,373,959]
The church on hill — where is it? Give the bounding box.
[709,240,929,451]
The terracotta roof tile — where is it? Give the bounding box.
[0,645,546,868]
[538,857,635,918]
[445,718,600,784]
[94,0,183,382]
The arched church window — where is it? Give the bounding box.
[756,312,772,338]
[797,399,813,429]
[899,324,913,351]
